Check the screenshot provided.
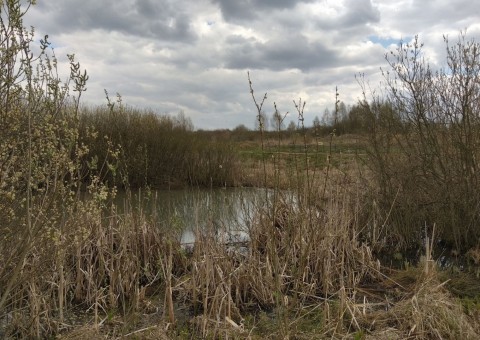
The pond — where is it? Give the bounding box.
[114,187,270,245]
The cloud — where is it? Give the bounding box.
[20,0,480,129]
[211,0,314,22]
[222,34,338,71]
[30,0,197,42]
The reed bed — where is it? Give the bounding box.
[168,171,381,338]
[2,168,480,339]
[0,186,186,338]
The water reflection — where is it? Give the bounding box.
[115,187,268,245]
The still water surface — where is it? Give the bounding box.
[115,187,269,244]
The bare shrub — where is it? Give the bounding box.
[79,104,239,189]
[361,33,480,252]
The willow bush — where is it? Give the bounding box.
[79,104,239,189]
[0,0,93,336]
[361,33,480,252]
[0,3,184,337]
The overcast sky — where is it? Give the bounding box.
[25,0,480,130]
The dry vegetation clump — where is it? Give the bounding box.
[357,266,480,339]
[175,179,381,338]
[0,184,189,338]
[56,322,171,340]
[240,157,294,189]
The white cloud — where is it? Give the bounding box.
[20,0,480,129]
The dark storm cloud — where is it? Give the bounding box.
[32,0,196,42]
[223,34,338,71]
[211,0,314,22]
[135,0,161,19]
[341,0,380,27]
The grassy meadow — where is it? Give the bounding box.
[2,2,480,339]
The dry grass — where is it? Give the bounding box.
[170,169,382,338]
[357,268,480,339]
[2,173,480,339]
[0,186,187,338]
